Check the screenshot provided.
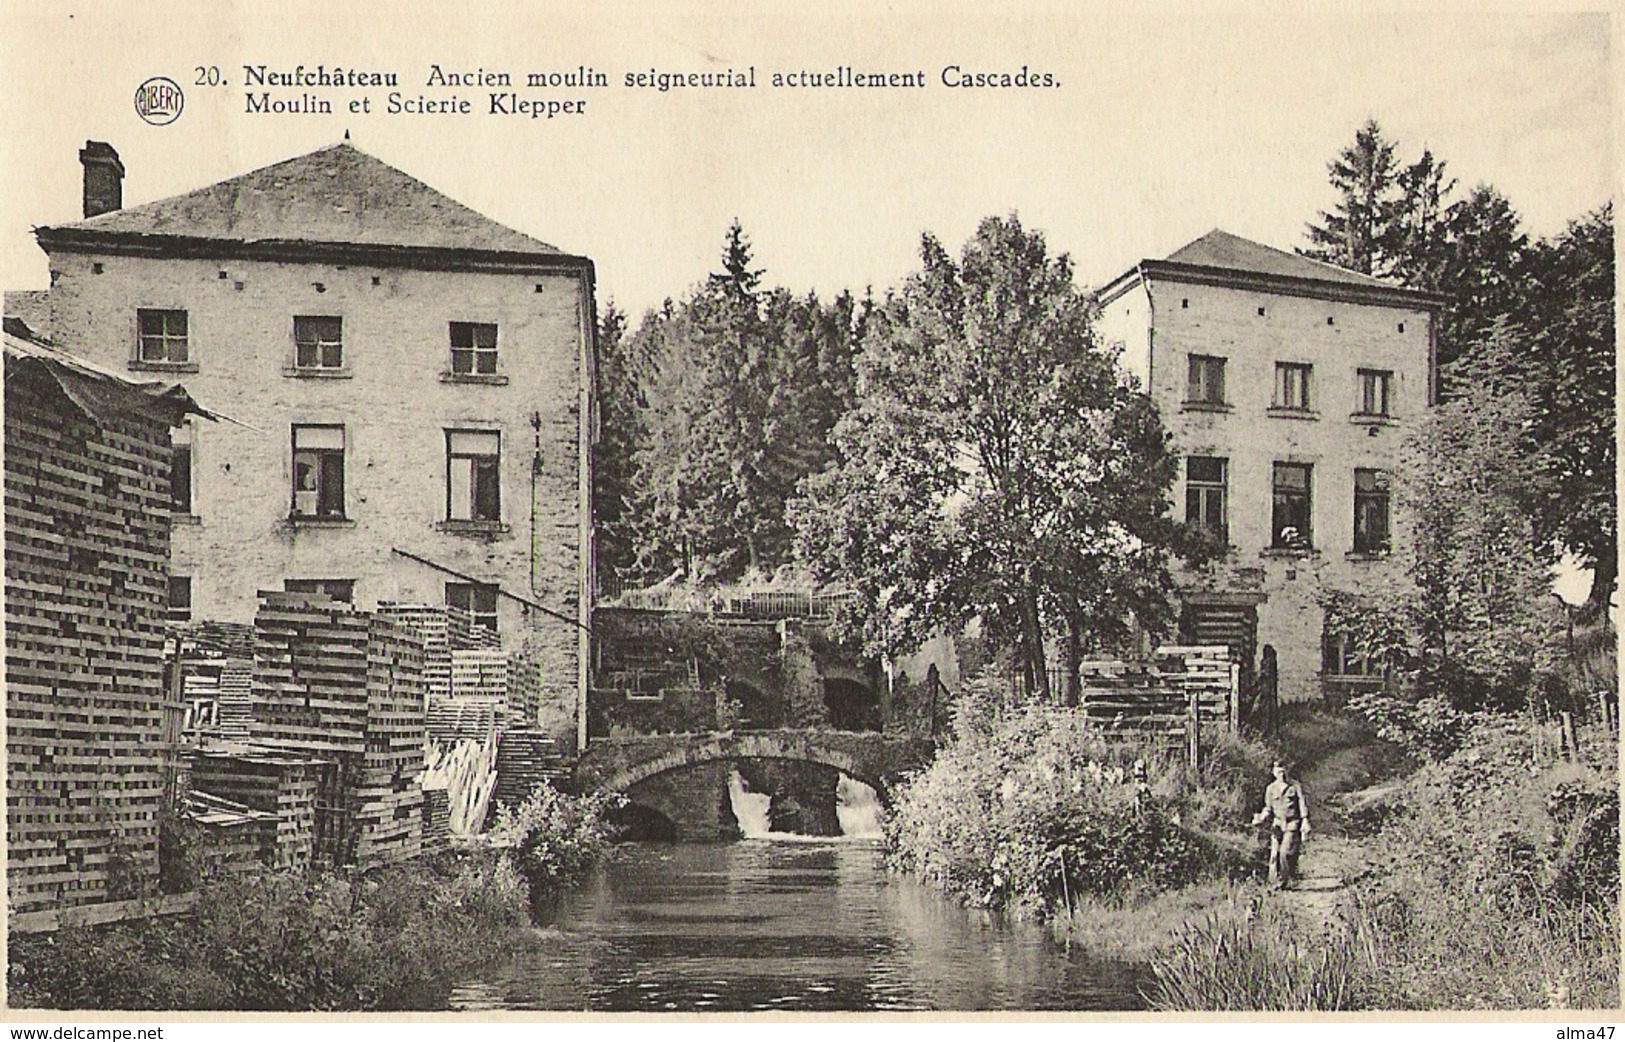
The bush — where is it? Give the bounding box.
[8,851,530,1011]
[1328,715,1619,1008]
[488,784,621,916]
[885,703,1229,916]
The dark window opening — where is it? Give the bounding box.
[1358,368,1393,417]
[1271,462,1312,549]
[1353,468,1391,553]
[446,430,501,522]
[1187,354,1226,405]
[168,576,192,623]
[138,309,188,363]
[450,322,498,375]
[292,425,346,518]
[1185,456,1228,543]
[1274,362,1312,410]
[171,443,192,514]
[446,581,499,634]
[284,578,355,603]
[294,316,344,369]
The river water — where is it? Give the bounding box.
[450,787,1151,1012]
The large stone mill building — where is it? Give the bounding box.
[1097,230,1440,704]
[22,141,598,749]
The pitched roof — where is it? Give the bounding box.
[1165,229,1396,289]
[38,143,576,261]
[1098,228,1440,308]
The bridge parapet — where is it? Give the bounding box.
[576,729,936,801]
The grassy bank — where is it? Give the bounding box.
[9,785,621,1011]
[1145,713,1619,1010]
[8,850,530,1010]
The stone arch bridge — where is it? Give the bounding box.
[576,730,937,840]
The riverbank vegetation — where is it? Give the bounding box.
[9,785,618,1011]
[884,672,1273,919]
[1149,712,1617,1010]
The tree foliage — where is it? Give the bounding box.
[622,221,860,584]
[791,215,1194,698]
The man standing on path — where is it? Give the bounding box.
[1251,758,1310,889]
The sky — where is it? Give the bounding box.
[0,3,1613,320]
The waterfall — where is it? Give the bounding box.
[728,769,774,838]
[835,775,883,839]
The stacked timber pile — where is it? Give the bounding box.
[1075,645,1237,739]
[1153,645,1237,731]
[421,789,452,854]
[351,615,429,867]
[377,602,499,704]
[422,730,498,836]
[492,729,571,813]
[190,748,324,871]
[3,360,175,913]
[427,698,502,744]
[181,789,279,877]
[451,648,511,703]
[173,622,256,742]
[248,593,428,868]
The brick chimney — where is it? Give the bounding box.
[79,141,124,218]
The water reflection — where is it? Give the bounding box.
[450,841,1149,1012]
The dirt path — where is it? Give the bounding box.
[1265,712,1409,929]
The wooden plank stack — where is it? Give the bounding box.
[351,614,428,868]
[5,380,173,913]
[246,594,428,868]
[377,602,498,704]
[1074,645,1238,750]
[492,728,571,813]
[190,749,323,871]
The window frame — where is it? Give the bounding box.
[446,581,500,634]
[137,308,189,364]
[293,315,345,371]
[291,424,347,520]
[1271,461,1313,549]
[171,441,193,515]
[1185,456,1229,544]
[449,322,499,376]
[167,575,192,624]
[445,429,502,523]
[1353,468,1392,554]
[1274,361,1313,411]
[1323,629,1383,678]
[1186,354,1227,406]
[1357,368,1394,417]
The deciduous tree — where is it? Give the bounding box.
[791,216,1193,700]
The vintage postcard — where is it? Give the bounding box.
[0,0,1615,1026]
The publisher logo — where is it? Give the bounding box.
[134,76,184,125]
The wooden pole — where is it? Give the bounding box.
[1187,687,1201,773]
[1561,710,1578,761]
[1228,662,1240,734]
